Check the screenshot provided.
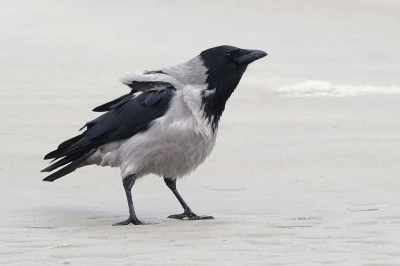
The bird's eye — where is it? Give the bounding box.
[225,52,231,57]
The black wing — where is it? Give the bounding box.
[92,93,133,112]
[92,81,171,113]
[42,87,175,181]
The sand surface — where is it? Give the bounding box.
[1,1,400,265]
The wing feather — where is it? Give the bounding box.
[44,88,175,163]
[42,67,181,181]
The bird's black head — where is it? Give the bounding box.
[200,45,267,74]
[199,45,267,130]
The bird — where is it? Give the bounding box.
[41,45,267,225]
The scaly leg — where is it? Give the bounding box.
[113,174,143,225]
[164,177,213,220]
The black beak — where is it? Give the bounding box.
[235,49,267,64]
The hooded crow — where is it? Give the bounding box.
[42,45,267,225]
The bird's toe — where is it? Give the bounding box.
[112,219,131,226]
[168,211,214,220]
[189,215,214,220]
[112,217,144,226]
[167,213,187,219]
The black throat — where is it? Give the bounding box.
[201,64,248,132]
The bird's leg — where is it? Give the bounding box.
[113,174,144,226]
[164,177,213,220]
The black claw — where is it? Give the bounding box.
[193,215,214,220]
[167,213,187,219]
[112,217,144,226]
[168,211,214,220]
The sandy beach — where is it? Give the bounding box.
[1,1,400,265]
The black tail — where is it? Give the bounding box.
[42,151,95,182]
[43,134,84,160]
[42,134,95,182]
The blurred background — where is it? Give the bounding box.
[1,0,399,92]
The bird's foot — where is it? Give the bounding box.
[112,217,144,226]
[168,210,214,220]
